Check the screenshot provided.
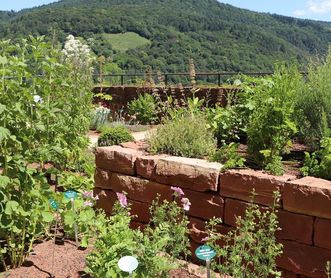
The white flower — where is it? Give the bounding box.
[33,95,43,103]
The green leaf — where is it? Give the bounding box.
[0,56,8,65]
[0,127,10,142]
[64,210,76,226]
[5,200,19,215]
[42,211,54,223]
[0,104,6,114]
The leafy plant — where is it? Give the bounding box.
[128,93,158,124]
[97,125,134,147]
[85,192,191,277]
[301,137,331,180]
[0,35,93,269]
[294,49,331,148]
[90,106,111,130]
[246,65,302,175]
[148,112,217,159]
[211,142,246,170]
[205,191,283,278]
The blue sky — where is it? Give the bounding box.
[1,0,331,22]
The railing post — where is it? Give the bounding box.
[218,73,221,87]
[121,75,124,86]
[164,74,168,86]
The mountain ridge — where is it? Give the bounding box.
[0,0,330,73]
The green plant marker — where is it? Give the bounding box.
[49,199,58,210]
[64,191,79,246]
[195,245,216,278]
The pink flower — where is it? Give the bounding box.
[181,197,191,211]
[94,195,99,201]
[83,191,94,198]
[201,236,209,242]
[83,200,93,207]
[171,186,184,197]
[116,192,128,208]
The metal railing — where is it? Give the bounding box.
[93,71,276,86]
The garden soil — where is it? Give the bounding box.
[4,239,203,278]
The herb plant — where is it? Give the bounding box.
[128,93,158,124]
[97,125,134,147]
[205,191,283,278]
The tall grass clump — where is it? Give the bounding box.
[294,49,331,148]
[148,99,217,158]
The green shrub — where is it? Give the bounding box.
[148,113,217,159]
[246,65,302,175]
[206,191,283,278]
[211,143,246,170]
[97,125,134,147]
[128,93,158,124]
[295,49,331,148]
[301,137,331,180]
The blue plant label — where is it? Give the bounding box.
[64,190,78,200]
[49,199,58,210]
[195,245,216,261]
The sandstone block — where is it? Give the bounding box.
[184,189,224,220]
[277,210,314,245]
[314,218,331,250]
[220,169,295,206]
[136,154,166,179]
[277,240,331,278]
[224,198,314,244]
[283,177,331,219]
[95,146,141,175]
[109,173,173,204]
[94,168,112,189]
[155,156,222,192]
[94,188,151,223]
[120,141,149,152]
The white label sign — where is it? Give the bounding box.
[118,256,138,273]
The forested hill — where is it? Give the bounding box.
[0,0,331,73]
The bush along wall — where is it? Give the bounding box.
[94,144,331,278]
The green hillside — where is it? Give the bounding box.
[0,0,330,73]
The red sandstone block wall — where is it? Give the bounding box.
[94,144,331,278]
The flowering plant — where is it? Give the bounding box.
[85,192,191,277]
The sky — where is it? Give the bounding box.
[1,0,331,22]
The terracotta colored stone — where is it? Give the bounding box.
[220,169,295,206]
[184,189,224,220]
[109,173,173,204]
[136,154,167,179]
[277,240,331,278]
[277,210,314,245]
[224,198,314,244]
[314,218,331,250]
[120,141,149,152]
[189,217,231,244]
[224,198,251,227]
[95,146,141,175]
[155,156,223,192]
[94,188,117,213]
[94,168,112,189]
[130,221,146,231]
[94,188,151,223]
[278,269,299,278]
[283,177,331,219]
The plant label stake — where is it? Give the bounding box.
[118,256,138,277]
[195,245,216,278]
[49,199,59,278]
[64,190,79,246]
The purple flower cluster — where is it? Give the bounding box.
[82,190,99,207]
[116,192,128,208]
[171,186,191,212]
